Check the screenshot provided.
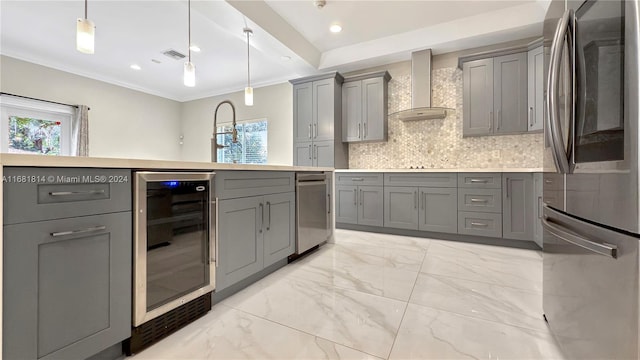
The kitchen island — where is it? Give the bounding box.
[0,154,333,360]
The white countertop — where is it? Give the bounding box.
[0,154,333,172]
[335,168,543,173]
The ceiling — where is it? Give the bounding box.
[0,0,551,102]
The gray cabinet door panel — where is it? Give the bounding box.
[419,187,457,234]
[494,53,528,134]
[3,212,131,360]
[358,186,384,227]
[335,185,358,224]
[294,142,313,167]
[384,173,457,188]
[314,140,335,168]
[313,78,335,141]
[217,196,263,291]
[458,211,502,238]
[528,46,545,131]
[342,81,362,142]
[384,186,419,230]
[362,77,385,142]
[458,188,502,213]
[263,192,295,267]
[457,173,502,189]
[335,172,383,186]
[293,83,313,143]
[503,173,534,241]
[4,167,131,225]
[463,58,494,136]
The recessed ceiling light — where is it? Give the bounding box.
[329,24,342,33]
[281,55,292,61]
[189,45,201,52]
[130,64,141,70]
[151,59,161,64]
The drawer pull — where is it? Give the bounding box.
[49,190,106,196]
[470,198,488,203]
[351,178,364,181]
[51,225,107,237]
[470,222,488,227]
[469,179,488,183]
[544,179,553,184]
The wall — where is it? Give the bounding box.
[180,82,293,164]
[347,49,543,169]
[0,56,182,160]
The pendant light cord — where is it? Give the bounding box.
[246,29,251,87]
[84,0,88,19]
[188,0,191,62]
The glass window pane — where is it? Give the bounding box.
[8,116,62,155]
[216,120,267,164]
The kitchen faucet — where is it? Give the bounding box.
[211,100,238,162]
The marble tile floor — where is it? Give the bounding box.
[130,229,565,360]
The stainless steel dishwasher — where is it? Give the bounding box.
[295,173,330,254]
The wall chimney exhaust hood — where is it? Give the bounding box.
[390,49,453,121]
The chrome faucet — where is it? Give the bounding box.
[211,100,238,162]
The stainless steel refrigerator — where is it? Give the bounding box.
[543,0,640,359]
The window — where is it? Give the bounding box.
[216,119,267,164]
[1,96,73,156]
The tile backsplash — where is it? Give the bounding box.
[348,67,543,169]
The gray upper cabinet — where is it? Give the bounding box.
[462,53,528,136]
[263,192,295,268]
[291,72,347,168]
[503,173,534,241]
[463,58,494,136]
[528,46,545,131]
[494,52,528,134]
[342,71,390,143]
[419,187,457,233]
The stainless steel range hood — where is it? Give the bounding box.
[391,49,453,121]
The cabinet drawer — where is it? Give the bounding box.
[384,173,456,188]
[335,172,382,186]
[3,167,131,225]
[458,188,502,213]
[458,211,502,238]
[458,173,502,188]
[216,171,294,200]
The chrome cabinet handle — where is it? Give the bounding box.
[469,179,488,183]
[351,178,364,181]
[314,123,317,138]
[538,196,543,219]
[259,203,264,233]
[51,225,106,237]
[542,217,616,258]
[497,109,502,130]
[470,198,488,203]
[308,144,312,160]
[506,177,510,198]
[364,122,368,138]
[308,124,312,139]
[470,222,488,227]
[353,189,357,205]
[414,191,417,209]
[215,197,219,267]
[49,189,105,196]
[489,111,493,131]
[529,107,534,127]
[544,179,553,184]
[360,189,363,206]
[266,201,271,231]
[421,192,425,210]
[313,145,317,159]
[358,123,361,139]
[328,193,331,215]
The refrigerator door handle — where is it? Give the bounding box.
[542,217,617,258]
[547,8,573,174]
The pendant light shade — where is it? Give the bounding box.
[184,62,196,87]
[244,28,253,106]
[184,0,196,87]
[76,0,94,54]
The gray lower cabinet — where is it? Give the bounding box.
[3,212,131,360]
[384,186,457,233]
[335,185,383,227]
[217,192,295,291]
[458,211,503,238]
[503,173,534,241]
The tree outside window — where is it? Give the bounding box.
[216,119,267,164]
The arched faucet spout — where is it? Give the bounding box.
[211,100,238,162]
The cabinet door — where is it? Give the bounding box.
[419,187,458,234]
[532,173,544,247]
[294,141,313,167]
[217,196,264,291]
[293,83,313,143]
[503,173,534,241]
[313,78,336,141]
[362,77,386,142]
[342,81,362,142]
[494,52,528,134]
[263,192,295,268]
[314,140,335,168]
[463,58,494,136]
[3,212,131,360]
[528,46,545,131]
[357,185,384,227]
[335,185,358,224]
[384,186,419,230]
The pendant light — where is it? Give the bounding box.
[184,0,196,87]
[244,28,254,106]
[76,0,95,54]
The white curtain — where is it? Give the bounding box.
[71,105,89,156]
